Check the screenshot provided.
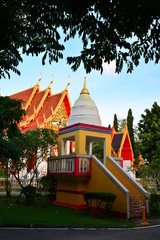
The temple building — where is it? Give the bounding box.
[10,76,71,134]
[111,124,134,177]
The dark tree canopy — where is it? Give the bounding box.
[0,0,160,79]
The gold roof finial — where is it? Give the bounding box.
[80,77,89,94]
[49,74,54,88]
[66,75,71,91]
[37,73,42,85]
[51,74,54,84]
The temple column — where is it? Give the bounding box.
[75,130,86,154]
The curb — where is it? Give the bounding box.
[0,222,160,230]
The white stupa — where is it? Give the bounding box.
[68,78,102,126]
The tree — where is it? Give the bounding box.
[113,115,126,132]
[0,96,25,137]
[113,114,118,132]
[127,109,135,155]
[140,158,160,193]
[39,175,56,203]
[118,119,126,132]
[130,103,160,188]
[133,125,141,173]
[10,128,58,192]
[0,97,57,196]
[92,140,104,161]
[0,96,26,196]
[138,102,160,163]
[0,0,160,78]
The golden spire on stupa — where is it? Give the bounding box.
[80,77,89,95]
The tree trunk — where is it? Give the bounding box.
[5,163,11,197]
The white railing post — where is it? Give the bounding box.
[79,157,81,172]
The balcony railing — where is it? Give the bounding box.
[48,154,91,176]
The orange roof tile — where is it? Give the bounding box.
[10,87,34,106]
[27,90,45,117]
[37,93,62,119]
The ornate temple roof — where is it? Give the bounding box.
[68,78,102,126]
[10,77,71,133]
[111,124,134,161]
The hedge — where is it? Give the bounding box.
[39,175,56,203]
[22,185,36,202]
[83,192,116,217]
[149,193,160,213]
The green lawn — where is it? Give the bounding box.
[0,196,135,228]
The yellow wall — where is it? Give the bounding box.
[56,177,88,206]
[106,158,144,196]
[87,160,128,215]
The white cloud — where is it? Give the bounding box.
[102,60,116,76]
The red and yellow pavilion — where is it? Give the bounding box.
[48,79,149,218]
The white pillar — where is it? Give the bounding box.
[62,139,66,155]
[66,141,70,155]
[89,142,92,155]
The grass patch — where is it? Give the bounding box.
[0,196,135,228]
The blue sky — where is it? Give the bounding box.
[0,36,160,127]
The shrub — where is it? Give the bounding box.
[39,175,56,203]
[22,185,36,203]
[149,193,160,214]
[83,192,116,217]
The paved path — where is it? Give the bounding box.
[0,188,21,196]
[0,225,160,240]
